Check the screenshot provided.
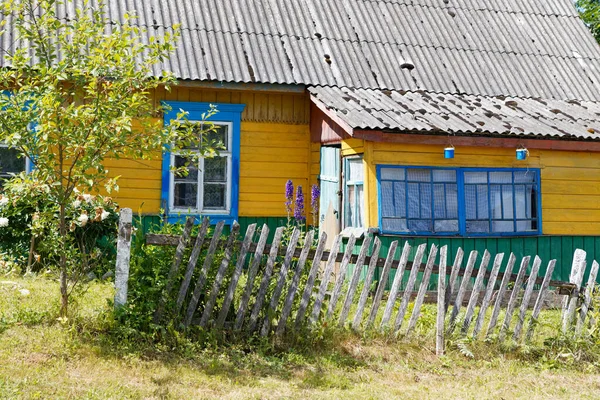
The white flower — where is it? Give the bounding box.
[82,194,93,203]
[0,197,8,207]
[100,210,110,221]
[78,214,89,226]
[72,200,81,208]
[0,217,9,227]
[19,288,30,296]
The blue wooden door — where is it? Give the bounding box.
[319,147,341,241]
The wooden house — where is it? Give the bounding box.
[3,0,600,281]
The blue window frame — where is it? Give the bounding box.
[161,102,245,225]
[377,166,542,236]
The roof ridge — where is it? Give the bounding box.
[358,0,580,19]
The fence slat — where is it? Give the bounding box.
[326,235,357,320]
[295,232,328,329]
[367,241,400,328]
[498,256,530,341]
[486,253,516,337]
[339,237,372,327]
[513,256,542,341]
[309,234,343,325]
[526,260,556,342]
[199,223,240,328]
[461,250,491,335]
[215,224,257,329]
[380,241,412,329]
[392,243,427,332]
[276,230,315,336]
[260,228,302,336]
[406,244,438,335]
[247,227,284,332]
[154,217,195,324]
[175,218,210,316]
[445,248,464,313]
[234,224,270,330]
[447,250,478,333]
[562,249,587,333]
[184,221,225,327]
[352,237,382,330]
[436,246,448,356]
[577,260,599,335]
[472,253,504,339]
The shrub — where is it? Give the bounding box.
[0,174,119,276]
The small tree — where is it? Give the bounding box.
[0,0,218,316]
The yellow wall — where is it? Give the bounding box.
[362,141,600,236]
[106,85,318,217]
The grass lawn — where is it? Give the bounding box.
[1,276,599,399]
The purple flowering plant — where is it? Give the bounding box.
[294,185,305,223]
[285,179,294,222]
[311,184,320,227]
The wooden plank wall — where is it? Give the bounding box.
[101,85,318,217]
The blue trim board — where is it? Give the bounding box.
[161,101,245,225]
[376,165,542,238]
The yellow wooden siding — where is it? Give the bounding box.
[103,85,312,216]
[365,142,600,235]
[341,138,365,156]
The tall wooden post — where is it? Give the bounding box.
[114,208,133,308]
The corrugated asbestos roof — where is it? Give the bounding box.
[309,85,600,140]
[2,0,600,101]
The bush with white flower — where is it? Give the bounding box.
[0,174,119,275]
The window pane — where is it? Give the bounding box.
[381,181,395,217]
[433,169,456,182]
[435,220,459,232]
[464,171,487,184]
[407,169,430,182]
[492,221,514,233]
[394,182,406,217]
[347,185,356,225]
[174,155,198,181]
[357,185,364,227]
[0,147,26,176]
[502,185,514,219]
[206,124,229,149]
[407,183,421,218]
[382,218,407,232]
[381,168,404,180]
[204,156,227,182]
[347,158,364,182]
[466,220,489,233]
[446,184,458,218]
[514,170,535,183]
[203,184,226,209]
[434,184,446,218]
[174,183,197,208]
[489,171,512,183]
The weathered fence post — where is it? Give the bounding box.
[114,208,133,309]
[562,249,587,333]
[436,245,447,356]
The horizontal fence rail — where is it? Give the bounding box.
[115,211,596,356]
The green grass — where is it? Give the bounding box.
[1,276,600,399]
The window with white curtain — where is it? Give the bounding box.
[378,166,540,236]
[343,157,365,228]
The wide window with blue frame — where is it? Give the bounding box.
[378,166,541,236]
[162,102,245,224]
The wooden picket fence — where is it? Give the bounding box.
[113,209,597,355]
